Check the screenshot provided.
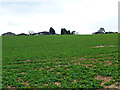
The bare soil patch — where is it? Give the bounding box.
[21,72,26,74]
[92,45,120,48]
[55,65,62,68]
[71,80,78,83]
[20,60,31,62]
[89,58,97,60]
[54,82,61,86]
[97,60,112,66]
[64,65,68,67]
[73,61,81,65]
[56,72,61,74]
[79,57,87,60]
[18,77,29,86]
[44,83,48,86]
[47,68,55,72]
[94,75,112,88]
[71,57,86,61]
[34,68,44,71]
[104,61,112,66]
[106,83,120,88]
[55,61,61,64]
[40,59,52,61]
[95,45,105,48]
[46,65,49,67]
[7,86,16,89]
[104,57,111,60]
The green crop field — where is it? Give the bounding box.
[2,34,120,88]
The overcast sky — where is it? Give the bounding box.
[0,0,119,35]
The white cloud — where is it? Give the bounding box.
[0,0,119,35]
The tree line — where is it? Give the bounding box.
[29,27,77,35]
[1,27,78,36]
[49,27,77,35]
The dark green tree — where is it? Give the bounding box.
[71,31,75,34]
[67,30,71,34]
[98,27,105,33]
[49,27,55,35]
[61,28,68,35]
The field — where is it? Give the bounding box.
[2,34,120,88]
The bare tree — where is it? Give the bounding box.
[29,30,34,35]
